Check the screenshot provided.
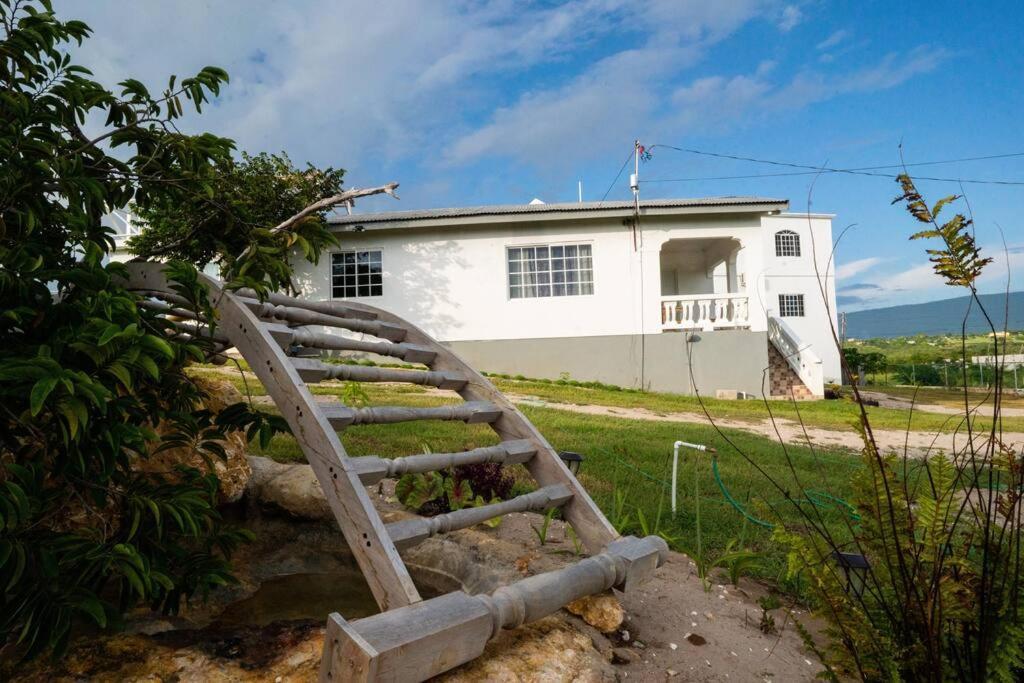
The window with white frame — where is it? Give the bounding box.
[331,250,382,298]
[778,293,805,317]
[507,243,593,299]
[774,230,801,257]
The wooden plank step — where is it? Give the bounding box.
[321,401,501,429]
[289,357,466,390]
[240,298,407,342]
[320,536,668,682]
[263,323,436,364]
[232,287,378,321]
[386,484,573,550]
[352,440,536,485]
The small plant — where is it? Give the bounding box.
[341,380,371,407]
[758,594,781,634]
[532,507,558,545]
[567,525,583,556]
[610,489,633,534]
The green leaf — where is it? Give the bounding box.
[29,376,59,416]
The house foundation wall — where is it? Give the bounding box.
[443,331,770,396]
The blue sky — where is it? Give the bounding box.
[64,1,1023,311]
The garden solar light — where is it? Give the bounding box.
[558,450,584,475]
[832,551,870,598]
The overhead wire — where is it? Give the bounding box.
[600,149,636,200]
[642,145,1024,186]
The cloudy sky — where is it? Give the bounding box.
[62,1,1023,311]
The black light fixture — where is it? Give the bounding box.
[832,551,870,598]
[558,451,584,476]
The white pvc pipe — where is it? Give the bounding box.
[672,440,711,515]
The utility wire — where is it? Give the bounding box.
[645,145,1024,186]
[601,149,636,200]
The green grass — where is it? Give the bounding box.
[223,366,865,588]
[486,376,1024,433]
[846,331,1024,364]
[862,384,1024,411]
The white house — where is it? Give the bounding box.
[288,197,841,398]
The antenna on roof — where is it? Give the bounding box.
[578,180,583,203]
[631,140,641,211]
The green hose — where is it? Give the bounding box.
[710,455,861,529]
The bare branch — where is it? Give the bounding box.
[269,182,399,234]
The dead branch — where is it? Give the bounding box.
[269,182,399,234]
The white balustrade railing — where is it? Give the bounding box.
[660,294,750,331]
[767,315,824,396]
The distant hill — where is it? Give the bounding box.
[843,292,1024,339]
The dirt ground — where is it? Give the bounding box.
[508,394,1024,459]
[483,511,826,682]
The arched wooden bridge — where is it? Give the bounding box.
[124,262,667,682]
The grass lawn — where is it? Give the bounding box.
[190,364,1024,433]
[250,400,865,589]
[198,365,866,590]
[863,384,1024,411]
[486,376,1024,433]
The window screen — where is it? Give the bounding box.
[507,243,593,299]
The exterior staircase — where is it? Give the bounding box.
[123,262,667,683]
[767,316,824,399]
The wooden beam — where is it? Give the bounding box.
[239,298,407,341]
[264,323,436,364]
[386,484,572,550]
[320,536,668,683]
[321,401,501,428]
[289,357,466,390]
[352,440,536,485]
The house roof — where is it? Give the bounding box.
[327,196,789,230]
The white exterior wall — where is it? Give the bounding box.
[758,213,841,383]
[288,208,840,383]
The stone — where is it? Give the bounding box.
[245,456,332,520]
[687,633,707,646]
[135,377,251,504]
[611,647,639,665]
[439,617,615,682]
[565,591,625,633]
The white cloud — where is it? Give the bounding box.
[816,29,848,51]
[777,5,803,32]
[836,257,882,280]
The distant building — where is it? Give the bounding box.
[287,197,840,398]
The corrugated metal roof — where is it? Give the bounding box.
[327,196,788,226]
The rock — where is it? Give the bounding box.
[687,633,707,646]
[440,617,615,682]
[135,378,251,503]
[245,456,332,520]
[611,647,639,665]
[565,591,625,633]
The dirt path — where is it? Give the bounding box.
[508,395,1024,458]
[859,390,1024,417]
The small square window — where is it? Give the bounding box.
[778,294,805,317]
[332,250,383,298]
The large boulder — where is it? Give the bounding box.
[135,377,252,504]
[246,456,333,520]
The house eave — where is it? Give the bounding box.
[328,198,789,233]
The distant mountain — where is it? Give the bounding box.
[843,292,1024,339]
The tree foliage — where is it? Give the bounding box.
[129,151,343,293]
[0,1,335,660]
